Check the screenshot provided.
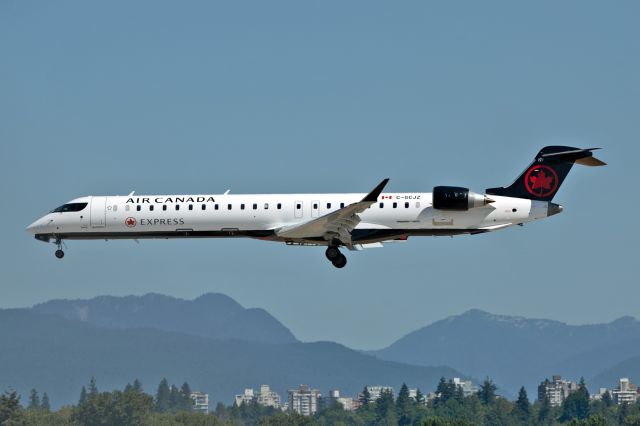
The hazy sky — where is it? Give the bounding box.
[2,1,638,350]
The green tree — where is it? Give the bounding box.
[28,389,40,410]
[415,388,425,406]
[78,386,87,406]
[168,385,181,411]
[536,394,551,425]
[435,378,449,402]
[514,386,531,424]
[87,377,98,397]
[375,389,397,425]
[435,378,459,404]
[0,390,24,425]
[361,386,371,406]
[132,379,143,393]
[601,390,613,407]
[155,378,171,412]
[561,378,590,421]
[73,388,154,426]
[477,379,497,405]
[258,411,315,425]
[180,382,192,411]
[396,383,412,425]
[40,393,50,412]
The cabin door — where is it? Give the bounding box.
[90,196,107,228]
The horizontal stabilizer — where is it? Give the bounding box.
[575,156,607,166]
[540,147,606,166]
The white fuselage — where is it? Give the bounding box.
[26,191,554,247]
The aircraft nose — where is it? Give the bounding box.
[26,217,48,234]
[26,220,39,233]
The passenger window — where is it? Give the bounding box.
[405,202,409,208]
[163,205,167,211]
[188,204,193,210]
[176,205,180,211]
[150,205,154,211]
[241,204,245,210]
[136,205,141,211]
[264,203,269,210]
[340,203,345,208]
[416,202,420,208]
[313,203,318,209]
[201,204,206,210]
[393,202,397,208]
[113,205,118,212]
[253,203,257,210]
[228,204,232,210]
[379,202,384,208]
[296,203,301,210]
[125,205,130,212]
[327,203,331,209]
[215,204,219,210]
[277,203,282,210]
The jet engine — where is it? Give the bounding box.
[432,186,494,211]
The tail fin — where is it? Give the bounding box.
[486,146,606,201]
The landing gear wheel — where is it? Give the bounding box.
[331,254,347,269]
[55,249,65,259]
[325,246,340,261]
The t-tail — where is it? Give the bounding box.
[486,146,606,202]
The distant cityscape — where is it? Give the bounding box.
[180,375,640,415]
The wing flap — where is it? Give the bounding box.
[275,179,389,242]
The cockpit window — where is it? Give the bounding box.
[50,202,88,213]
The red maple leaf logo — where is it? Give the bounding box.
[125,217,136,227]
[524,165,559,197]
[529,170,554,191]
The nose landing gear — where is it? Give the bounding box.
[325,246,347,269]
[54,239,65,259]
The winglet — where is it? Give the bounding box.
[362,178,390,202]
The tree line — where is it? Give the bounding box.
[1,377,640,425]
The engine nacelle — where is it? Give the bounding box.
[432,186,494,211]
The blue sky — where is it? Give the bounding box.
[1,1,639,350]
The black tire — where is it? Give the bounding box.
[55,250,65,259]
[325,246,340,260]
[332,254,347,268]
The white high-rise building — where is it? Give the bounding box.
[364,386,394,402]
[323,389,355,411]
[612,378,639,405]
[538,375,578,407]
[190,392,209,413]
[234,388,255,406]
[453,378,478,397]
[257,385,281,409]
[288,384,321,416]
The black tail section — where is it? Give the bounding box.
[486,146,606,201]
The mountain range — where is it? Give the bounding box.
[0,294,460,408]
[33,293,297,344]
[2,293,639,408]
[372,309,640,396]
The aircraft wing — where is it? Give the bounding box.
[275,179,389,245]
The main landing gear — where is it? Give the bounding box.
[54,239,65,259]
[325,246,347,269]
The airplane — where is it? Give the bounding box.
[27,146,605,268]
